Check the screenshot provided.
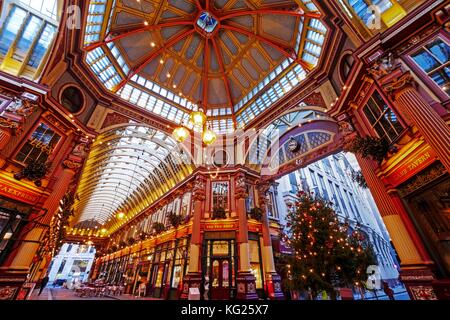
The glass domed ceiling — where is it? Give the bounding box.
[83,0,327,133]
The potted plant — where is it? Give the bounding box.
[127,237,135,245]
[139,232,148,241]
[249,207,263,221]
[152,222,166,234]
[167,211,184,228]
[347,136,390,164]
[212,207,227,220]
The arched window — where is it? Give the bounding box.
[0,0,61,80]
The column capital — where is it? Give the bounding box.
[62,158,83,172]
[0,117,22,135]
[235,172,248,199]
[192,174,207,201]
[382,71,416,99]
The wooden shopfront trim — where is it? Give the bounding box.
[380,138,438,188]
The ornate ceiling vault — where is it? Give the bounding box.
[83,0,327,132]
[71,125,194,233]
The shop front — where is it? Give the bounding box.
[201,231,264,300]
[0,173,43,300]
[382,140,450,299]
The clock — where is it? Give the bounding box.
[287,137,300,152]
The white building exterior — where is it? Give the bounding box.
[274,152,400,283]
[47,243,96,285]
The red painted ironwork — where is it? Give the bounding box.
[114,29,196,92]
[221,24,312,71]
[219,9,321,21]
[83,20,194,52]
[211,37,234,109]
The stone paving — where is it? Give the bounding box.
[29,287,161,300]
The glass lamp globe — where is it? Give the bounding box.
[190,111,206,128]
[202,128,217,145]
[116,212,125,220]
[172,126,190,142]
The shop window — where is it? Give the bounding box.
[15,122,61,165]
[0,210,24,262]
[249,240,263,289]
[0,1,59,80]
[60,86,84,113]
[212,181,229,211]
[267,192,278,219]
[411,38,450,96]
[245,185,254,213]
[362,90,404,143]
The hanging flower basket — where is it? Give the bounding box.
[152,222,166,234]
[249,207,263,221]
[167,211,184,228]
[212,207,227,219]
[347,136,390,164]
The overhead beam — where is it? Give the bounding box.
[211,37,234,110]
[83,20,193,52]
[203,38,209,106]
[194,0,203,11]
[114,28,196,92]
[219,9,322,21]
[221,24,312,72]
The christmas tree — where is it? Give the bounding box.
[281,191,376,299]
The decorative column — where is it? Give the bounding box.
[181,175,206,299]
[383,71,450,173]
[257,181,284,299]
[7,159,81,273]
[5,140,88,280]
[356,154,437,299]
[235,173,258,300]
[0,119,19,167]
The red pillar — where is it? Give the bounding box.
[356,154,437,299]
[257,181,284,299]
[383,71,450,172]
[180,175,205,299]
[235,173,258,300]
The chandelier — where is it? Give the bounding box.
[172,106,217,145]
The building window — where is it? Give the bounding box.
[267,192,278,219]
[411,38,450,96]
[15,122,61,165]
[335,184,349,217]
[339,0,406,29]
[245,185,254,213]
[317,174,329,201]
[0,1,59,80]
[362,90,404,143]
[288,173,298,193]
[212,182,229,211]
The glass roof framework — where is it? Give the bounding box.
[83,0,327,133]
[73,125,194,233]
